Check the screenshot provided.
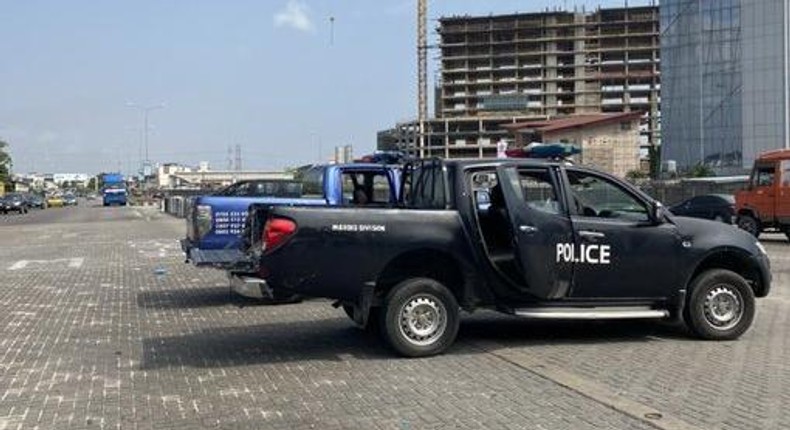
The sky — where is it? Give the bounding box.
[0,0,652,175]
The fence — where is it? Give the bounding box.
[638,178,749,206]
[158,177,750,219]
[161,189,208,218]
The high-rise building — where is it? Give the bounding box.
[661,0,790,174]
[380,5,660,161]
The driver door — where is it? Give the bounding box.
[564,168,682,299]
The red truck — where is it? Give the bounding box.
[736,149,790,239]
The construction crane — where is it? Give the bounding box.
[417,0,427,158]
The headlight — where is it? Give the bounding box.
[755,241,768,256]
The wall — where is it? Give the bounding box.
[545,120,641,177]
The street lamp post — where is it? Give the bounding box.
[126,102,164,178]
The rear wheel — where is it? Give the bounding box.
[737,214,760,237]
[683,269,755,340]
[380,278,460,357]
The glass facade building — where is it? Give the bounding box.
[661,0,790,174]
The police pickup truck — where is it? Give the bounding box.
[182,163,401,271]
[244,158,771,357]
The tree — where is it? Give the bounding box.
[689,163,715,178]
[0,140,11,187]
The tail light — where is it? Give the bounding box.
[195,205,213,239]
[262,218,297,253]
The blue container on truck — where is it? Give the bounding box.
[181,163,401,268]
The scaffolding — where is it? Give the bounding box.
[386,5,661,160]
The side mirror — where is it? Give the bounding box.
[650,201,665,224]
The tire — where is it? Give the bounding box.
[737,214,760,237]
[781,226,790,242]
[380,277,460,357]
[713,214,725,223]
[683,269,755,340]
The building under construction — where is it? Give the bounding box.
[380,5,660,161]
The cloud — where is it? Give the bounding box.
[274,1,315,33]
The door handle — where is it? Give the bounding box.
[579,230,605,239]
[519,225,538,234]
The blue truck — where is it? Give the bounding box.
[181,163,402,272]
[101,173,128,206]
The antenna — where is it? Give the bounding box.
[234,144,242,171]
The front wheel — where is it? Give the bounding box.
[781,226,790,242]
[737,214,760,237]
[683,269,755,340]
[380,278,460,357]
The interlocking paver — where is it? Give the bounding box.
[0,205,786,429]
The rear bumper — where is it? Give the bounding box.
[229,273,272,299]
[181,239,251,270]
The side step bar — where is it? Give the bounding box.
[513,306,669,320]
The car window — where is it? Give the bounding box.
[566,170,648,222]
[299,167,325,199]
[228,182,253,197]
[216,182,243,197]
[517,169,561,215]
[753,165,775,187]
[687,196,703,205]
[249,181,302,198]
[404,162,446,209]
[782,160,790,186]
[340,171,393,206]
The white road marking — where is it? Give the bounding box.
[7,258,85,271]
[68,258,84,268]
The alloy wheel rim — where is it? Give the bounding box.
[703,285,743,331]
[398,294,447,346]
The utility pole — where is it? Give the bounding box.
[227,145,233,171]
[126,102,164,178]
[417,0,427,158]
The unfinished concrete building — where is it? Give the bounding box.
[380,5,660,161]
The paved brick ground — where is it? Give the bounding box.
[0,205,786,429]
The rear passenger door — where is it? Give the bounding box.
[495,166,575,300]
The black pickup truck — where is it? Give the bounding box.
[243,158,771,357]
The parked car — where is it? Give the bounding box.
[1,193,29,214]
[46,194,65,208]
[63,193,78,206]
[669,194,735,223]
[27,194,47,209]
[241,158,771,357]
